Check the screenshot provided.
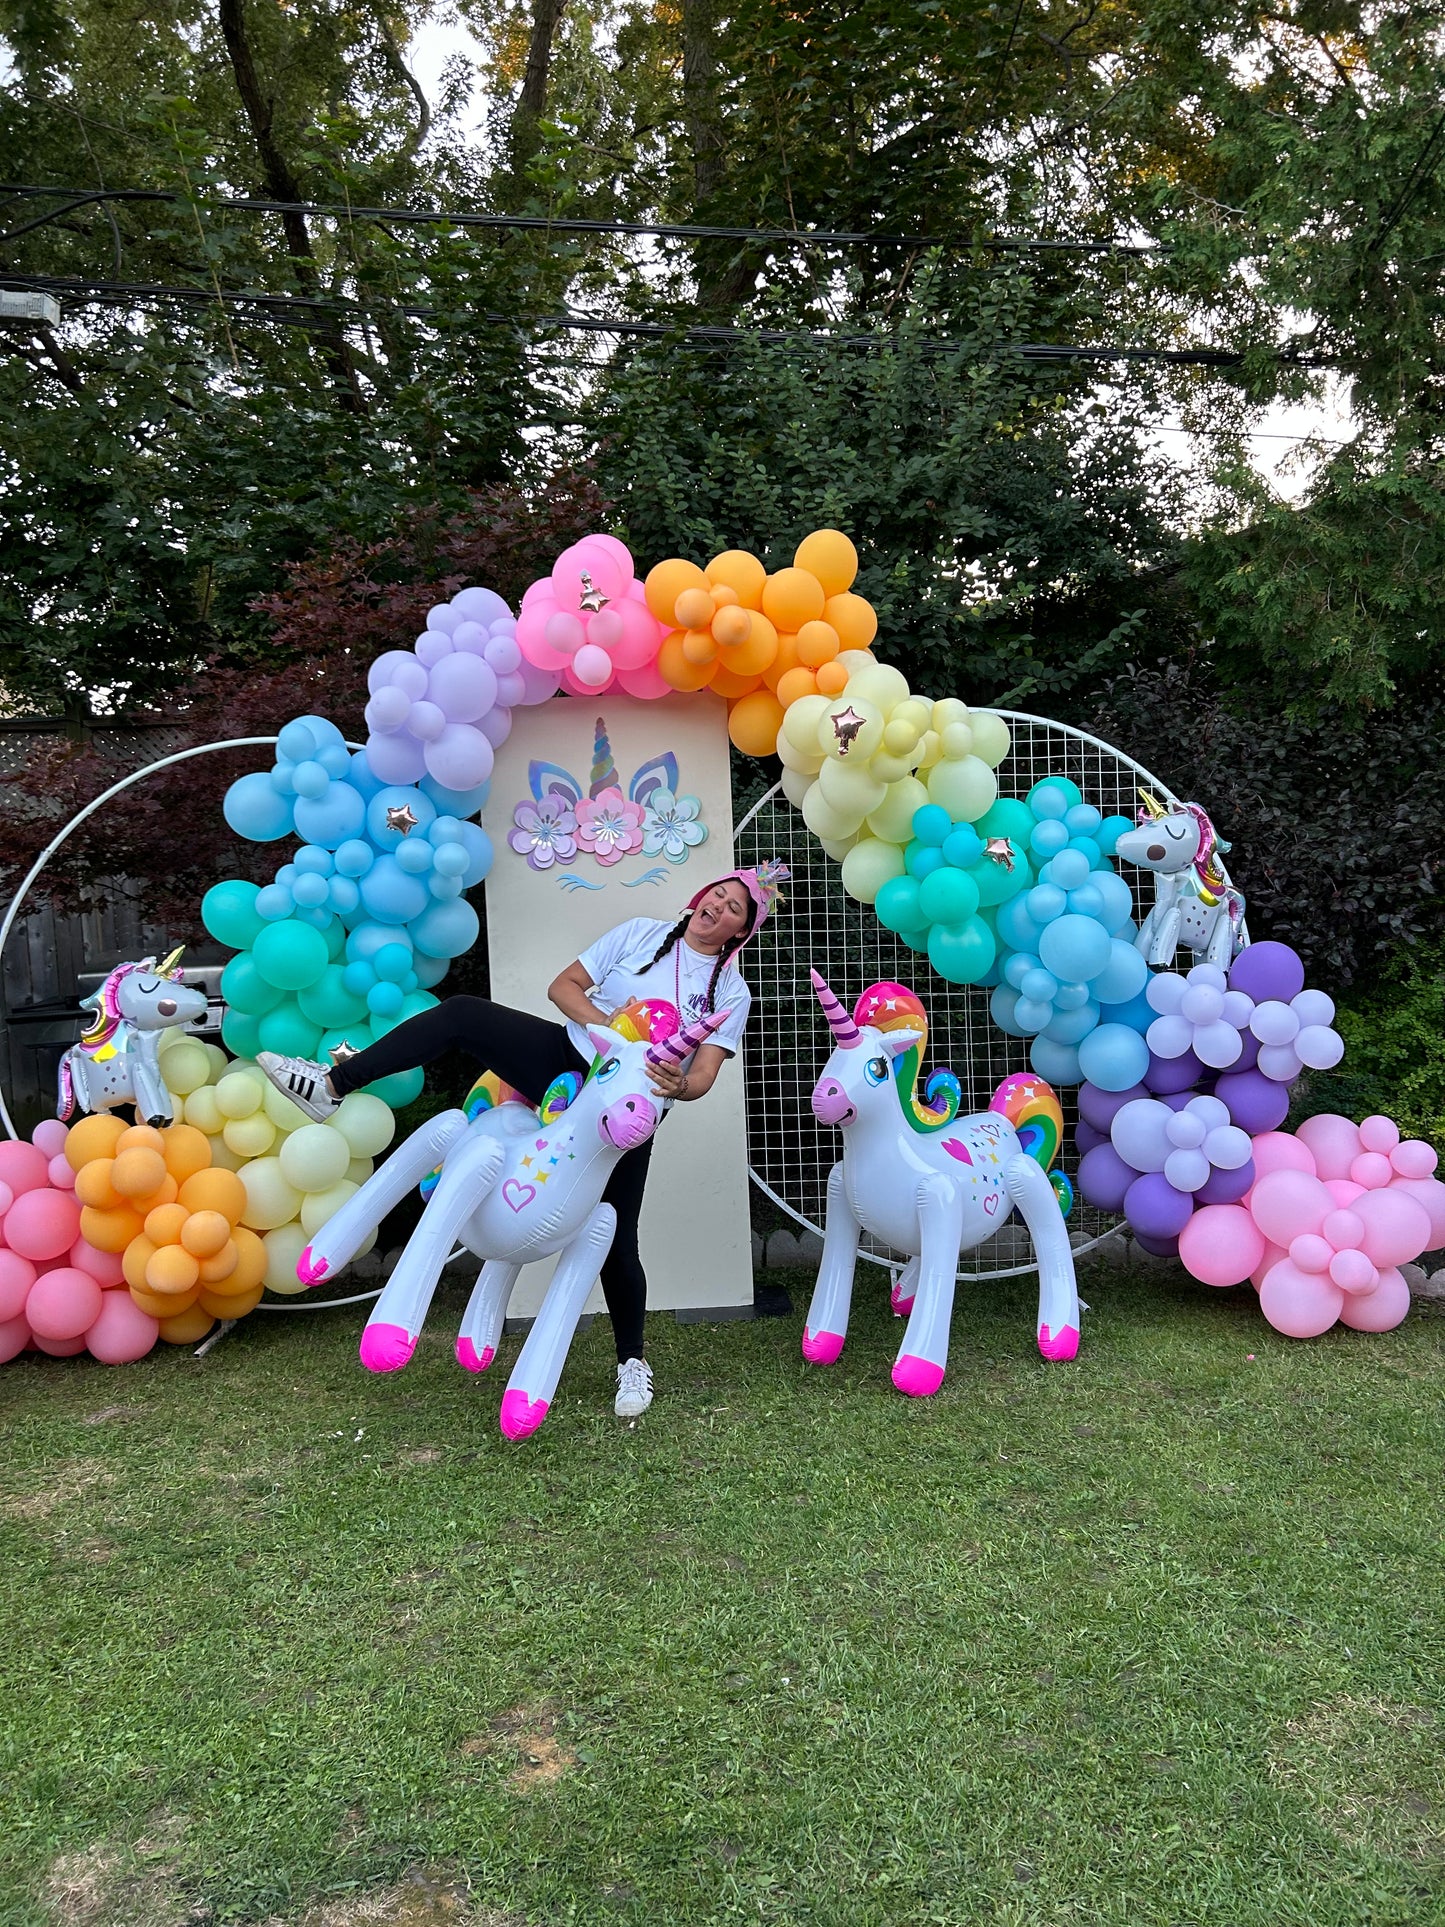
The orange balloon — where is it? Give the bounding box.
[80,1203,145,1253]
[146,1244,200,1295]
[130,1279,198,1319]
[762,567,826,632]
[144,1202,189,1247]
[199,1281,263,1320]
[116,1124,165,1157]
[134,1174,179,1214]
[816,660,850,696]
[644,557,708,625]
[65,1114,126,1174]
[776,666,821,708]
[674,586,716,630]
[794,529,859,596]
[824,591,878,649]
[705,549,767,608]
[711,604,752,649]
[198,1240,240,1285]
[112,1146,167,1199]
[657,629,717,692]
[761,632,801,693]
[122,1234,157,1294]
[178,1167,248,1224]
[709,663,765,699]
[161,1123,211,1185]
[796,619,841,669]
[158,1305,215,1344]
[680,627,717,666]
[74,1158,122,1210]
[181,1209,232,1259]
[227,1226,268,1292]
[709,582,740,609]
[728,690,786,758]
[713,611,777,679]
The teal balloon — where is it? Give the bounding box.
[221,1008,263,1058]
[220,951,285,1018]
[258,1002,324,1058]
[875,874,924,934]
[1095,814,1135,857]
[941,825,983,869]
[904,841,945,880]
[969,844,1030,907]
[910,804,952,847]
[297,963,370,1030]
[977,798,1035,845]
[364,1066,423,1108]
[896,922,933,955]
[918,865,980,926]
[319,1022,374,1064]
[252,917,330,991]
[927,915,996,985]
[202,879,266,951]
[1028,775,1083,815]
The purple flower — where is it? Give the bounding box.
[509,793,578,871]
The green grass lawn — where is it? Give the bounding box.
[2,1262,1443,1927]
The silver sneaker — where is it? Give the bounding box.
[614,1356,654,1418]
[257,1051,340,1123]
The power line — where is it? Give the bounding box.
[0,182,1165,257]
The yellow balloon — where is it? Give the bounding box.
[345,1156,375,1187]
[261,1078,309,1131]
[184,1087,224,1135]
[926,754,999,823]
[870,752,915,785]
[215,1070,264,1121]
[776,731,823,775]
[932,697,970,731]
[883,717,920,756]
[237,1155,303,1231]
[780,766,814,809]
[817,755,887,819]
[815,695,884,764]
[300,1179,359,1239]
[261,1221,311,1296]
[333,1092,395,1159]
[161,1041,211,1097]
[793,528,858,596]
[201,1043,230,1080]
[840,837,906,905]
[781,692,831,754]
[940,720,974,759]
[866,775,930,845]
[915,729,943,770]
[801,782,866,842]
[818,832,861,862]
[205,1134,246,1172]
[835,649,877,679]
[846,664,911,714]
[893,697,933,734]
[223,1111,277,1159]
[968,710,1013,768]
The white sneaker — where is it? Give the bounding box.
[257,1051,340,1123]
[614,1356,654,1418]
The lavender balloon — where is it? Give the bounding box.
[1125,1171,1195,1240]
[1213,1067,1290,1134]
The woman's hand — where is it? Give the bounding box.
[647,1057,689,1103]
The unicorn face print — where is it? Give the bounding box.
[508,714,708,876]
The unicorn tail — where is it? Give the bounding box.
[989,1072,1071,1216]
[57,1054,75,1122]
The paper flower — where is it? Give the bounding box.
[509,794,578,872]
[574,788,645,866]
[641,788,708,863]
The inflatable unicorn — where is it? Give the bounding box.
[803,974,1081,1391]
[296,998,731,1439]
[1114,790,1248,971]
[57,948,209,1125]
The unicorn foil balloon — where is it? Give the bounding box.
[295,998,731,1439]
[1114,790,1248,971]
[57,949,209,1126]
[804,974,1081,1391]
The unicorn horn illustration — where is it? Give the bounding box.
[590,716,619,798]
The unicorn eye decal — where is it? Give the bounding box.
[865,1056,889,1085]
[594,1057,620,1082]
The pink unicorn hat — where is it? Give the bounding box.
[687,859,789,950]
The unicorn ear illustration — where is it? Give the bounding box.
[529,759,585,806]
[628,752,680,806]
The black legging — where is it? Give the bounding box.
[333,997,654,1362]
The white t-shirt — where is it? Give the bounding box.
[567,917,752,1062]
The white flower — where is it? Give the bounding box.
[641,788,708,864]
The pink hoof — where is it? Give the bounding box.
[893,1353,946,1397]
[358,1322,416,1373]
[1038,1323,1080,1362]
[456,1336,495,1374]
[891,1290,915,1318]
[297,1245,330,1287]
[499,1388,550,1440]
[801,1326,845,1365]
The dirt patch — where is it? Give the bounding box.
[401,1447,443,1465]
[39,1837,197,1926]
[83,1405,135,1425]
[3,1458,114,1522]
[267,1869,525,1925]
[464,1704,578,1793]
[1269,1694,1445,1862]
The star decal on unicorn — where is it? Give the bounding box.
[385,803,420,835]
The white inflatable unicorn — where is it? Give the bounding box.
[296,997,730,1440]
[1114,790,1248,971]
[57,948,209,1125]
[803,973,1081,1393]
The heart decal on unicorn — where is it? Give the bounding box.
[942,1139,973,1166]
[502,1178,537,1213]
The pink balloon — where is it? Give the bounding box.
[516,600,574,672]
[606,596,668,671]
[573,531,634,574]
[553,539,630,606]
[1353,1188,1431,1268]
[69,1237,126,1289]
[1325,1178,1366,1207]
[1295,1113,1362,1179]
[424,724,494,792]
[1328,1247,1376,1294]
[32,1331,87,1357]
[25,1265,102,1341]
[561,660,618,698]
[31,1119,67,1158]
[571,644,614,688]
[520,576,553,609]
[4,1187,81,1262]
[0,1249,35,1321]
[1259,1258,1344,1338]
[1358,1114,1399,1154]
[1322,1208,1364,1250]
[363,730,428,785]
[47,1154,74,1190]
[0,1310,29,1363]
[1338,1266,1411,1331]
[1249,1168,1332,1246]
[0,1139,50,1198]
[544,611,587,657]
[616,659,673,700]
[1391,1139,1437,1179]
[0,1181,12,1218]
[1250,1239,1287,1288]
[1289,1233,1333,1274]
[588,607,624,650]
[1349,1151,1394,1190]
[1246,1132,1317,1188]
[85,1290,160,1364]
[1179,1204,1263,1286]
[1392,1176,1445,1247]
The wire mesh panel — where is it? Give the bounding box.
[733,710,1232,1280]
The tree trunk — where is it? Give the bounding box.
[504,0,570,200]
[681,0,758,312]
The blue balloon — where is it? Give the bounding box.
[318,743,351,778]
[292,758,329,800]
[1092,938,1149,1006]
[1065,803,1102,835]
[1039,913,1112,983]
[224,771,295,842]
[990,984,1028,1037]
[432,842,469,879]
[367,980,404,1017]
[395,838,435,876]
[1097,986,1154,1034]
[294,781,367,849]
[904,842,945,880]
[293,844,333,875]
[1029,1035,1083,1086]
[358,854,430,925]
[941,825,983,869]
[429,874,464,901]
[420,774,491,817]
[294,713,345,749]
[349,748,388,801]
[373,943,413,984]
[1095,814,1135,857]
[1020,967,1057,1004]
[1067,884,1104,919]
[366,786,437,849]
[1042,1000,1100,1046]
[1077,1022,1151,1092]
[1029,819,1069,858]
[1014,996,1054,1034]
[1069,837,1105,867]
[343,959,376,996]
[911,805,953,847]
[1052,980,1092,1011]
[1004,952,1039,990]
[1047,847,1091,891]
[411,952,451,989]
[327,876,360,917]
[292,905,333,931]
[276,719,318,762]
[1028,783,1068,822]
[1027,883,1067,925]
[996,895,1043,952]
[456,822,493,888]
[346,921,411,964]
[1092,870,1136,934]
[291,872,329,909]
[410,897,480,960]
[255,884,294,921]
[334,838,375,879]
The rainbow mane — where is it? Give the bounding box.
[989,1071,1073,1215]
[1186,803,1228,900]
[853,981,962,1136]
[77,962,134,1057]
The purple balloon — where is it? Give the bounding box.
[364,730,428,785]
[514,658,563,706]
[1078,1081,1148,1133]
[368,651,428,700]
[1078,1144,1137,1211]
[1132,1229,1181,1258]
[1196,1158,1256,1204]
[1213,1068,1290,1134]
[424,722,494,791]
[1125,1171,1196,1239]
[477,705,514,748]
[1228,940,1305,1004]
[428,651,498,723]
[1144,1048,1205,1094]
[1074,1120,1107,1156]
[416,630,453,668]
[1233,1028,1261,1071]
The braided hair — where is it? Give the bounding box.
[645,893,757,1013]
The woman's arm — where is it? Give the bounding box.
[646,1042,729,1103]
[548,959,618,1031]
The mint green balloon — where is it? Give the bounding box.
[976,798,1035,845]
[918,865,980,926]
[221,950,285,1017]
[258,1001,324,1058]
[221,1007,263,1059]
[968,843,1032,907]
[298,963,369,1030]
[253,918,329,992]
[927,914,997,985]
[203,879,266,951]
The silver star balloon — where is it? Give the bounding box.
[984,837,1016,869]
[385,803,420,836]
[328,1039,362,1067]
[578,570,610,614]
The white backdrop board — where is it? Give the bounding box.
[484,693,752,1318]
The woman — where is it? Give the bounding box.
[258,862,787,1418]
